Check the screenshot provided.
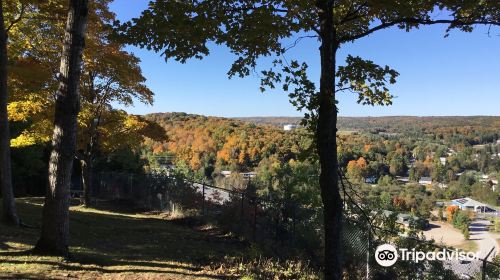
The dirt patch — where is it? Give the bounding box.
[423,221,465,246]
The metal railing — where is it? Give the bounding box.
[92,172,500,279]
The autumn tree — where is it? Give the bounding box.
[34,0,89,256]
[77,0,154,206]
[346,157,367,182]
[446,205,459,223]
[0,0,24,225]
[119,1,500,278]
[5,0,155,207]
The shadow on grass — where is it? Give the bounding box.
[0,273,46,280]
[0,198,246,279]
[0,259,233,279]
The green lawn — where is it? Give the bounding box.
[0,198,248,279]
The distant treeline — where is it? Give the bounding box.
[237,116,500,133]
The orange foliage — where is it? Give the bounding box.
[363,144,372,153]
[446,205,459,222]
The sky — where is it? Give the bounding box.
[109,1,500,118]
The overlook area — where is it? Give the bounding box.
[1,1,499,279]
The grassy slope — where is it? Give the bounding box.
[0,198,247,279]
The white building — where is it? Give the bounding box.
[283,124,299,131]
[419,177,432,185]
[450,197,497,213]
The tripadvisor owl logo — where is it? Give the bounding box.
[375,244,398,267]
[375,243,479,267]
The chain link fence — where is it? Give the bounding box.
[91,172,499,279]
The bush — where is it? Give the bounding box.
[224,257,320,280]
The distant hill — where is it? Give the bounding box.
[236,116,500,133]
[142,112,310,171]
[236,117,302,127]
[141,113,499,175]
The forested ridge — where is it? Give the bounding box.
[144,113,499,173]
[238,116,500,133]
[143,112,312,173]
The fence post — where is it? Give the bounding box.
[482,247,495,280]
[366,223,371,280]
[202,183,206,216]
[252,199,257,241]
[291,202,296,244]
[129,174,133,199]
[240,194,245,219]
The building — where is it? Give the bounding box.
[377,210,429,229]
[365,176,377,184]
[418,177,432,185]
[241,172,257,179]
[220,171,256,179]
[450,197,498,213]
[283,124,299,131]
[396,177,410,183]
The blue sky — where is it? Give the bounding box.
[110,1,499,117]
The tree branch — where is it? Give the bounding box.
[340,18,500,43]
[284,35,319,52]
[6,3,26,33]
[222,6,288,14]
[338,1,367,25]
[334,86,353,93]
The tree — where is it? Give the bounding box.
[437,207,444,222]
[446,205,459,223]
[0,0,22,225]
[462,225,470,240]
[389,154,406,176]
[77,1,154,206]
[34,0,89,256]
[346,157,367,182]
[4,0,154,207]
[120,1,500,278]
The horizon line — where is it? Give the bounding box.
[142,112,500,118]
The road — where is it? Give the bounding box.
[469,219,499,260]
[192,183,232,204]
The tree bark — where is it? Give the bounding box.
[81,153,92,206]
[81,117,99,207]
[0,0,19,226]
[317,1,343,279]
[34,0,88,256]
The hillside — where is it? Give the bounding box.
[143,113,500,172]
[0,198,246,279]
[143,112,312,173]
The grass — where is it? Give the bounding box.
[455,240,479,252]
[0,198,249,279]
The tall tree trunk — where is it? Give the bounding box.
[34,0,88,256]
[81,153,92,206]
[317,1,343,279]
[81,118,99,207]
[0,1,19,226]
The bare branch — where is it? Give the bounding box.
[222,6,288,14]
[284,35,319,52]
[334,86,353,93]
[340,18,500,43]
